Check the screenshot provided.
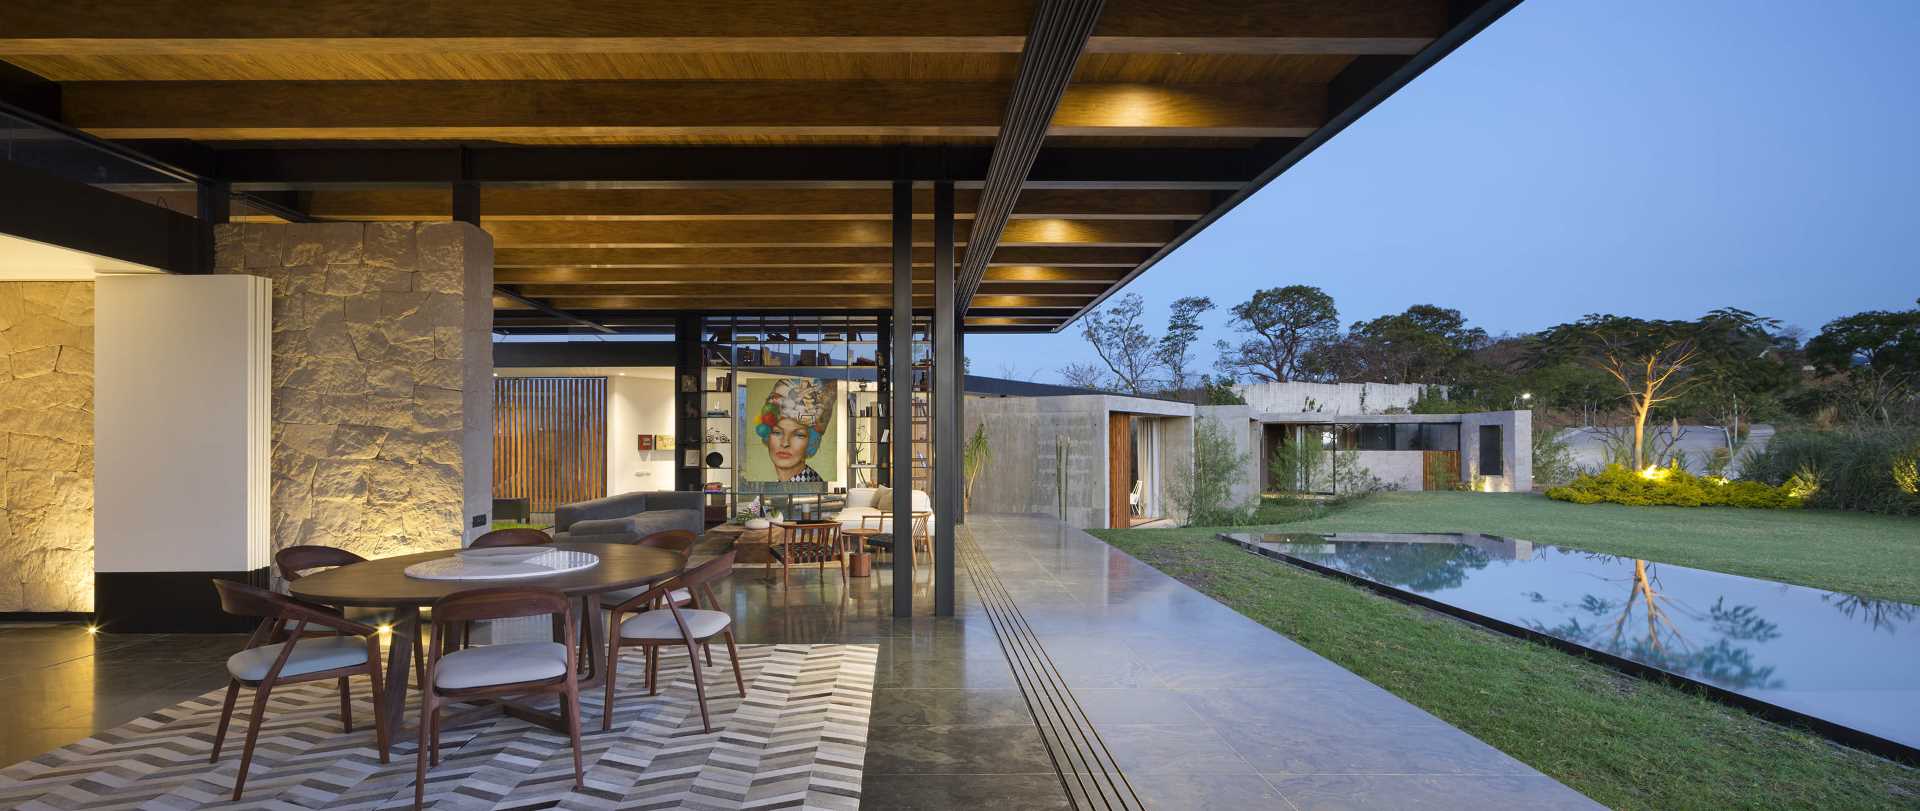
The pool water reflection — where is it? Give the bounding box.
[1222,531,1920,757]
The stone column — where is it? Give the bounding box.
[214,222,494,560]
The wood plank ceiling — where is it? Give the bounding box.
[0,0,1504,334]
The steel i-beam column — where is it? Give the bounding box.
[890,179,915,618]
[932,181,958,616]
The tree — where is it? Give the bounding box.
[1214,285,1339,383]
[1157,296,1215,391]
[1058,361,1111,390]
[1341,304,1488,384]
[1537,309,1772,470]
[1804,300,1920,422]
[1077,292,1162,395]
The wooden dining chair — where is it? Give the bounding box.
[418,587,582,809]
[210,579,389,801]
[276,544,426,689]
[599,529,696,610]
[860,511,932,566]
[470,527,553,548]
[768,520,847,587]
[452,527,554,649]
[604,550,743,733]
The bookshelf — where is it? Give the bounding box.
[695,314,934,518]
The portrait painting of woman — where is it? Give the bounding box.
[745,377,838,483]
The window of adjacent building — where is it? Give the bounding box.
[1334,423,1461,451]
[1479,425,1504,476]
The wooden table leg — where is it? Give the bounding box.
[577,595,609,690]
[384,605,419,735]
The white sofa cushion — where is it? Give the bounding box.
[618,608,733,641]
[833,507,933,535]
[227,636,369,681]
[845,487,879,509]
[434,642,569,690]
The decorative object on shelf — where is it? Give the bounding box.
[685,449,700,468]
[744,517,771,530]
[680,374,697,393]
[705,428,731,444]
[706,451,726,469]
[656,434,675,450]
[637,434,655,451]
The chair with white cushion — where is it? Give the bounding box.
[597,529,696,610]
[210,579,389,801]
[417,587,583,809]
[604,551,743,733]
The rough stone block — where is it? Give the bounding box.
[364,223,419,270]
[54,346,93,376]
[283,222,365,267]
[9,345,60,378]
[310,460,369,501]
[283,356,371,394]
[368,364,416,397]
[8,435,87,472]
[329,425,388,460]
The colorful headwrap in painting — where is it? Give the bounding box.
[755,378,835,456]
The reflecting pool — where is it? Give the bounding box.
[1222,531,1920,756]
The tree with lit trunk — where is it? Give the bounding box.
[1538,309,1773,470]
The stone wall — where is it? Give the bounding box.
[214,222,493,561]
[0,282,94,612]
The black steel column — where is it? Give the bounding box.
[452,181,481,226]
[890,179,915,618]
[932,181,958,616]
[954,326,966,526]
[196,179,229,273]
[673,314,703,493]
[875,313,892,487]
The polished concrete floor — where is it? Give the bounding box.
[0,516,1598,809]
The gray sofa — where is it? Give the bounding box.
[553,491,704,544]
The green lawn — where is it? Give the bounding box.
[1091,493,1920,810]
[1250,491,1920,603]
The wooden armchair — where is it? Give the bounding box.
[768,520,848,587]
[210,579,390,801]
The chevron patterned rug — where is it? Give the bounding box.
[0,643,876,810]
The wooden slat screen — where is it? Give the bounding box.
[493,376,608,515]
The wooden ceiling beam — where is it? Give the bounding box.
[515,282,1108,297]
[502,295,1088,311]
[59,81,1322,140]
[494,246,1152,268]
[480,218,1184,248]
[493,266,1127,284]
[0,0,1442,54]
[283,187,1214,221]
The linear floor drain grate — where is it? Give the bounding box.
[959,529,1144,811]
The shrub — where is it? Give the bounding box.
[1532,424,1582,487]
[1175,419,1260,526]
[1744,426,1920,515]
[1545,463,1802,509]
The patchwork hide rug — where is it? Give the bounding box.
[0,643,876,810]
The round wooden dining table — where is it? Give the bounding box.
[288,542,684,733]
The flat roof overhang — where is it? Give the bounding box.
[0,0,1519,334]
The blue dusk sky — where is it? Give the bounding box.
[969,0,1920,383]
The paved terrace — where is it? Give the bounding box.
[0,515,1596,809]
